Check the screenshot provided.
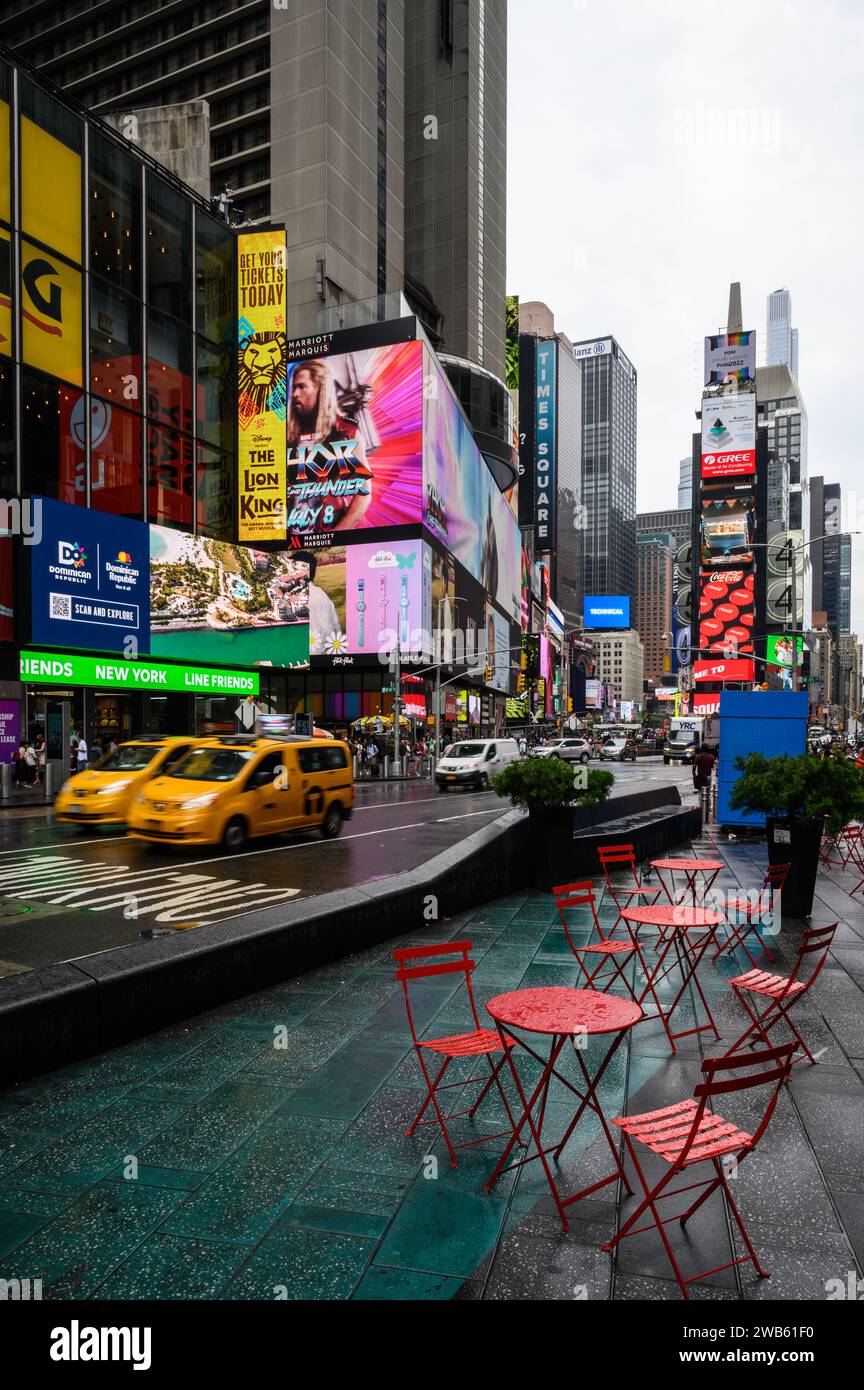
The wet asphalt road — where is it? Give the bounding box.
[0,760,695,973]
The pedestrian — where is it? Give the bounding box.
[34,737,46,785]
[90,735,103,765]
[518,734,527,757]
[24,741,38,785]
[14,744,29,786]
[76,733,89,772]
[692,742,716,793]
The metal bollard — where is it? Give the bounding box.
[0,762,11,803]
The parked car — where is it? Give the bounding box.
[532,737,593,765]
[599,735,638,763]
[435,738,520,791]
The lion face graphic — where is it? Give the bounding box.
[238,333,287,418]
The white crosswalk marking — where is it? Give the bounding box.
[0,854,300,924]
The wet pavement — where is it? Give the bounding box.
[0,819,861,1301]
[0,760,694,975]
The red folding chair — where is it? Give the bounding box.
[725,922,838,1065]
[842,830,864,896]
[393,940,521,1168]
[552,880,639,1001]
[712,862,790,965]
[602,1042,798,1299]
[597,843,663,933]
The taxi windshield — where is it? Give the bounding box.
[167,748,253,782]
[93,745,159,772]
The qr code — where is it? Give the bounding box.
[50,593,72,620]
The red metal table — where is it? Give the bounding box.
[622,903,721,1052]
[484,987,643,1233]
[651,857,724,907]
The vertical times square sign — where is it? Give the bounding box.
[534,339,557,550]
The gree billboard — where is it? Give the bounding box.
[237,230,288,542]
[701,394,756,479]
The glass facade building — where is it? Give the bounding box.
[0,56,236,537]
[578,337,637,608]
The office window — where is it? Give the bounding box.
[90,131,141,298]
[20,368,84,505]
[196,442,233,540]
[19,78,82,266]
[90,400,143,519]
[196,335,233,452]
[146,175,192,322]
[196,209,234,347]
[90,280,142,408]
[147,422,193,530]
[147,310,193,434]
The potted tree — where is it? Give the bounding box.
[728,752,864,916]
[492,756,614,889]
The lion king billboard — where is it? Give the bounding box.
[237,230,288,542]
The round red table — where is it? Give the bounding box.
[651,856,724,906]
[484,987,643,1233]
[622,904,721,1052]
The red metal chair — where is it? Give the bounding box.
[393,940,521,1168]
[602,1042,798,1299]
[597,843,663,933]
[841,830,864,896]
[712,862,790,965]
[552,880,639,1001]
[725,922,838,1065]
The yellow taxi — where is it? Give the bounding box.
[126,735,355,850]
[54,735,199,826]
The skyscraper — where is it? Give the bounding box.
[517,302,583,628]
[677,455,692,508]
[766,287,799,378]
[756,362,807,532]
[4,0,508,375]
[636,534,674,684]
[575,336,638,608]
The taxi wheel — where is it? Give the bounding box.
[321,806,343,839]
[222,816,248,851]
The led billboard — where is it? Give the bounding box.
[701,485,755,568]
[149,527,309,668]
[423,346,521,622]
[301,539,432,664]
[584,596,630,629]
[237,230,288,542]
[704,331,756,387]
[698,568,754,657]
[701,394,756,479]
[286,341,424,542]
[31,497,150,654]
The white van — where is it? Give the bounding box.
[435,738,519,791]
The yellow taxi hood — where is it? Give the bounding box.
[138,775,213,805]
[64,767,133,790]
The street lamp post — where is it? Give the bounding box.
[744,532,860,692]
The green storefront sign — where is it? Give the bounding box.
[20,651,260,696]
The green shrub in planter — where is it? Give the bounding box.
[492,756,614,812]
[492,757,614,889]
[729,752,864,916]
[728,752,864,835]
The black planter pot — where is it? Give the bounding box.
[766,815,823,918]
[527,806,577,890]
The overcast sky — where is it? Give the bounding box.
[507,0,864,632]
